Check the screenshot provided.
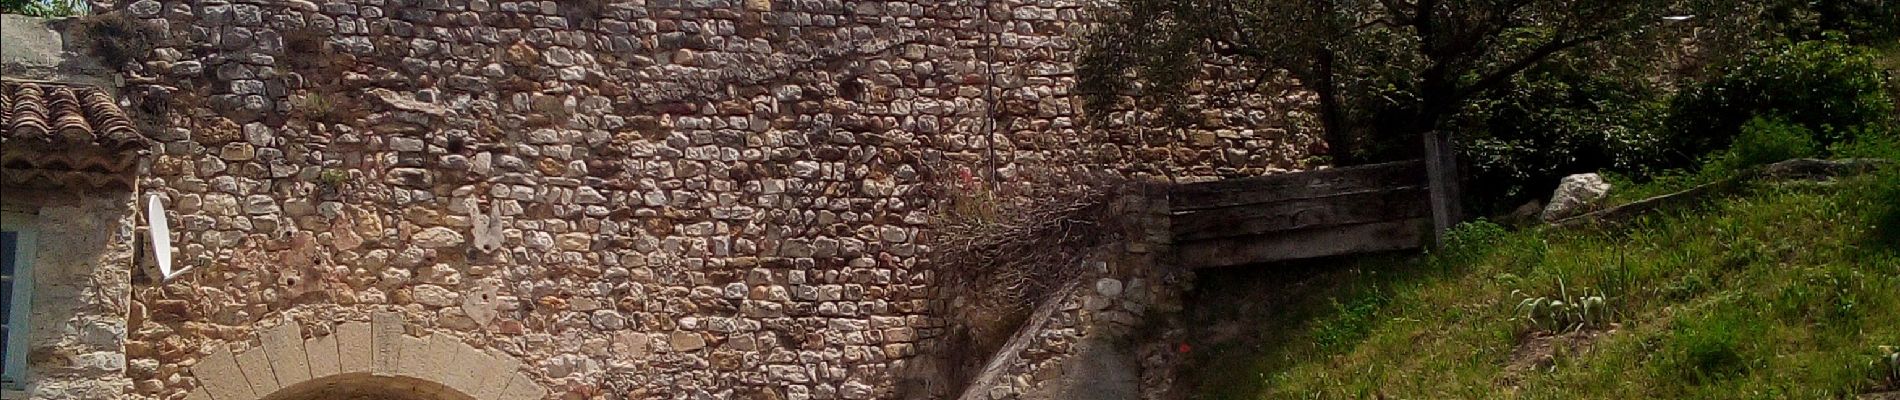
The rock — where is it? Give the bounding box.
[220,143,256,160]
[1508,199,1544,226]
[412,227,465,248]
[591,310,627,330]
[1541,173,1611,222]
[669,331,706,352]
[366,88,448,116]
[556,233,592,251]
[243,195,279,215]
[412,284,458,307]
[1095,278,1123,298]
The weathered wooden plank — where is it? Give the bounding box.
[1176,218,1429,269]
[1170,160,1426,211]
[1172,188,1428,241]
[1423,132,1462,245]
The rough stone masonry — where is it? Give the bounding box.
[40,0,1318,398]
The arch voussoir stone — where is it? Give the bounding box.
[185,311,549,400]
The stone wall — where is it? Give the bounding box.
[3,191,139,399]
[95,0,1319,399]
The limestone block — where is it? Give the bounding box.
[259,322,312,385]
[497,371,546,400]
[395,334,432,378]
[232,348,281,396]
[184,388,215,400]
[463,279,502,327]
[336,322,372,373]
[408,333,462,383]
[190,347,256,400]
[669,331,706,352]
[371,311,405,376]
[439,340,497,396]
[470,198,505,253]
[306,327,341,378]
[470,349,523,400]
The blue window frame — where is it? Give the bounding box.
[0,210,35,389]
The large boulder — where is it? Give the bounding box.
[1541,173,1612,222]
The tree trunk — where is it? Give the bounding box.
[1314,49,1354,165]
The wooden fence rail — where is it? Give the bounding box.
[1170,160,1433,268]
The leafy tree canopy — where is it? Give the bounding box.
[1078,0,1746,164]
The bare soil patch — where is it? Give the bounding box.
[1501,324,1619,387]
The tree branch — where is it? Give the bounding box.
[1377,0,1418,24]
[1452,32,1608,103]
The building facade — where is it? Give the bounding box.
[0,1,1317,399]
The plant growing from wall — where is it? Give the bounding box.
[70,11,160,70]
[916,165,1132,398]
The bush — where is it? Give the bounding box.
[1704,116,1820,174]
[1456,63,1669,214]
[1665,40,1893,166]
[1828,124,1900,161]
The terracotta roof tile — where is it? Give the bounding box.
[2,80,150,189]
[2,80,145,150]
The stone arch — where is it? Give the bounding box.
[183,311,547,400]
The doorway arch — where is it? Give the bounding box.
[184,310,547,400]
[262,374,477,400]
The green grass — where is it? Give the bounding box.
[1188,163,1900,399]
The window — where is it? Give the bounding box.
[0,210,34,390]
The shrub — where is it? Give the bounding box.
[1456,63,1669,214]
[1665,39,1893,166]
[1703,116,1820,174]
[1437,219,1508,263]
[1828,124,1900,161]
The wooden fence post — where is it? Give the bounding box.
[1423,130,1462,245]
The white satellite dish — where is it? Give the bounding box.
[147,193,185,280]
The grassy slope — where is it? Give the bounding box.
[1189,166,1900,399]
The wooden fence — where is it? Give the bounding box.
[1169,160,1433,268]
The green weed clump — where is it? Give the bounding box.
[1663,311,1755,384]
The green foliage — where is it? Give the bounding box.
[1881,345,1900,385]
[0,0,87,17]
[1456,63,1670,213]
[1193,169,1900,398]
[1703,116,1822,175]
[1078,0,1688,164]
[1867,167,1900,249]
[1666,40,1894,165]
[1755,0,1900,45]
[1311,294,1387,353]
[1437,219,1508,262]
[1665,312,1754,384]
[1510,276,1613,333]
